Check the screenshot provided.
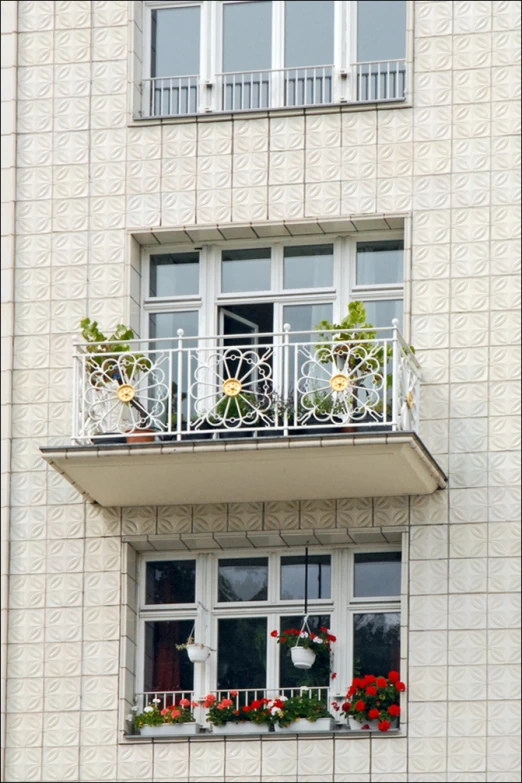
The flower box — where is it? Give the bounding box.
[348,716,398,732]
[274,717,336,733]
[140,723,200,737]
[211,722,270,735]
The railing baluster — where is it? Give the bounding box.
[177,329,184,441]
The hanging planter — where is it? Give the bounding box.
[186,643,211,663]
[290,646,316,669]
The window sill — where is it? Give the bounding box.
[129,97,410,127]
[122,728,403,743]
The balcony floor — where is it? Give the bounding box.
[41,432,447,507]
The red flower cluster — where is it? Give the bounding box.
[342,671,406,732]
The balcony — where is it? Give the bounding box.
[140,60,407,118]
[41,324,446,507]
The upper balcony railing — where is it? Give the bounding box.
[72,323,421,445]
[140,60,406,118]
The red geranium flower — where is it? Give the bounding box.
[368,708,380,719]
[376,677,388,689]
[341,701,351,712]
[270,630,278,637]
[347,686,356,698]
[361,724,371,730]
[280,637,287,643]
[388,670,400,683]
[396,681,406,692]
[365,686,377,697]
[365,674,376,684]
[352,678,362,689]
[378,720,391,732]
[355,700,366,712]
[242,705,251,712]
[331,672,337,680]
[388,704,401,717]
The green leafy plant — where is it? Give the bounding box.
[271,625,336,654]
[132,700,198,730]
[208,392,264,426]
[175,637,208,651]
[80,318,151,379]
[274,690,333,727]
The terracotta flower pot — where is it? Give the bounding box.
[125,428,157,444]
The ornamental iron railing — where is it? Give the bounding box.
[72,323,421,444]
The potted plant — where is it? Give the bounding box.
[80,318,159,443]
[175,637,211,663]
[340,671,405,731]
[302,301,392,431]
[132,699,201,736]
[273,689,335,733]
[272,625,336,670]
[204,693,272,734]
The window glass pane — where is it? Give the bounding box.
[218,558,268,602]
[356,241,404,286]
[283,303,333,338]
[353,612,400,679]
[150,253,199,297]
[283,245,334,290]
[144,620,194,692]
[279,614,331,689]
[361,299,403,332]
[357,1,406,61]
[285,1,335,67]
[145,560,196,604]
[149,311,199,343]
[151,6,201,77]
[280,555,331,600]
[149,311,198,423]
[354,552,401,597]
[223,1,272,72]
[218,617,267,690]
[221,248,271,293]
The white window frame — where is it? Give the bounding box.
[141,232,406,343]
[140,1,409,116]
[136,544,402,702]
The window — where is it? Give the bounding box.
[136,548,402,712]
[141,1,408,117]
[354,240,404,334]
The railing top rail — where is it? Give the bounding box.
[354,58,407,65]
[144,74,199,81]
[72,325,405,349]
[218,64,335,77]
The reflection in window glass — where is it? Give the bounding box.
[223,1,272,72]
[361,299,403,332]
[222,249,271,293]
[280,555,331,600]
[283,245,334,290]
[151,6,201,77]
[285,1,335,67]
[218,558,268,602]
[356,241,404,286]
[279,614,331,689]
[150,253,199,297]
[354,552,401,597]
[149,311,199,343]
[146,560,196,604]
[353,612,400,678]
[283,303,333,338]
[218,617,267,690]
[144,620,194,693]
[357,1,406,62]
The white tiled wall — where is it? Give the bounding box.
[2,0,521,781]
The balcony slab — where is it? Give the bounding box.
[41,432,447,508]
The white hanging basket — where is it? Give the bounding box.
[186,644,211,663]
[290,646,316,669]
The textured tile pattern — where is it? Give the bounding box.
[2,0,521,781]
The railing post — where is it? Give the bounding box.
[176,329,184,441]
[283,324,290,437]
[391,319,400,431]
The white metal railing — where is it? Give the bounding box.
[72,322,421,443]
[354,59,407,102]
[142,75,199,117]
[135,687,335,728]
[217,65,334,111]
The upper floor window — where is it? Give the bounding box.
[141,1,408,118]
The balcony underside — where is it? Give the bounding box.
[41,432,446,507]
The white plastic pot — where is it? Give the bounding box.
[140,723,200,737]
[275,717,335,733]
[211,722,270,735]
[348,716,398,731]
[186,644,211,663]
[290,646,316,669]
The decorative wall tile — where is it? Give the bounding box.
[153,742,189,779]
[117,744,153,780]
[225,740,261,777]
[193,504,227,533]
[409,631,448,667]
[79,746,117,780]
[189,741,225,778]
[410,560,448,595]
[261,738,297,777]
[227,502,263,532]
[264,501,299,530]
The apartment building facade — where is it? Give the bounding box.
[1,1,520,781]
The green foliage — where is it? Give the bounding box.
[275,691,333,727]
[80,317,151,380]
[209,392,262,424]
